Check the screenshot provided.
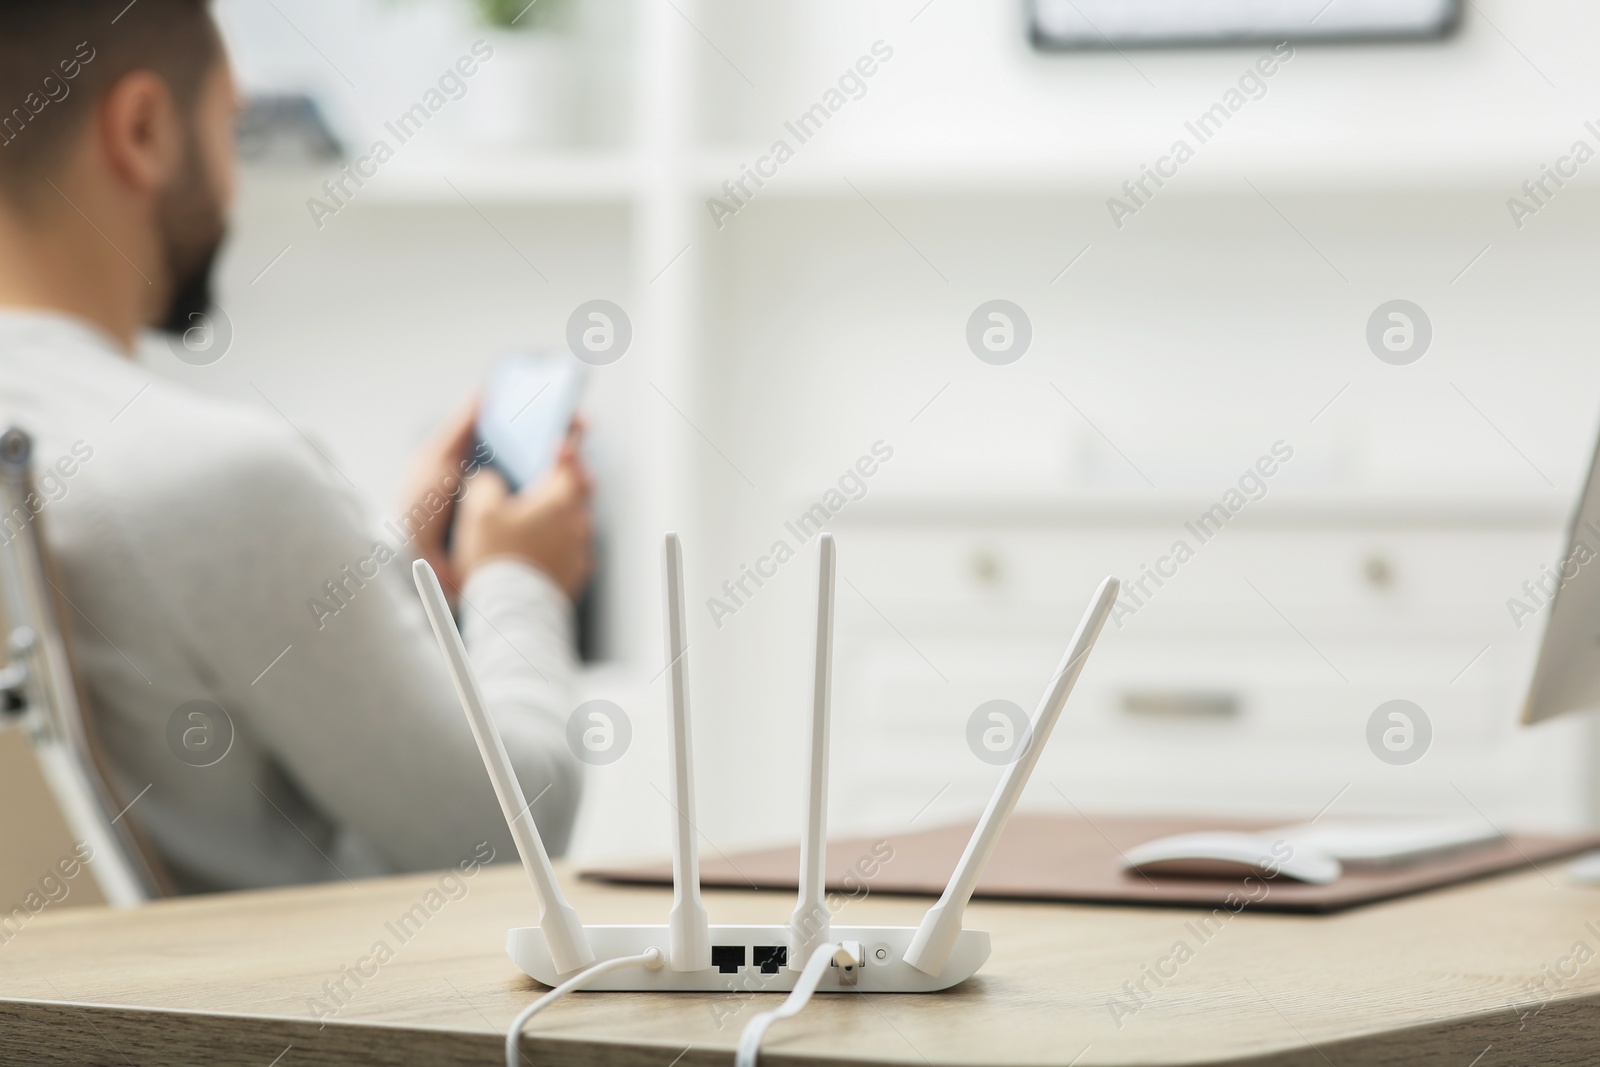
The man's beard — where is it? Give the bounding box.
[158,239,220,336]
[156,139,226,337]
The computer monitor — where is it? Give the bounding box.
[1522,427,1600,725]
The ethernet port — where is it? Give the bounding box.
[712,945,746,974]
[753,946,787,974]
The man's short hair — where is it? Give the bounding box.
[0,1,221,204]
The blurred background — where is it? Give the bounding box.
[147,0,1600,864]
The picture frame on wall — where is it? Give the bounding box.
[1031,0,1461,49]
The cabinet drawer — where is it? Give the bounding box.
[833,521,1561,641]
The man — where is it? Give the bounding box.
[0,1,590,891]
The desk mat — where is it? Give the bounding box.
[581,812,1600,913]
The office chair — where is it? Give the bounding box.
[0,427,170,904]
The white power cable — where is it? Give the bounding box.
[505,948,664,1067]
[735,943,846,1067]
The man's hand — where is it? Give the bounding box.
[397,397,482,596]
[453,428,594,602]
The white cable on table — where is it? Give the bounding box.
[505,948,664,1067]
[735,943,845,1067]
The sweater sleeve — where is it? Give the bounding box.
[191,439,583,874]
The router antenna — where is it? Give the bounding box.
[663,533,712,971]
[903,576,1120,977]
[788,534,836,967]
[412,560,594,974]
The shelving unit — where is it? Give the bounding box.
[203,0,1600,862]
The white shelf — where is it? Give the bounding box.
[839,490,1568,529]
[690,135,1582,199]
[241,152,638,206]
[373,152,638,203]
[245,132,1579,210]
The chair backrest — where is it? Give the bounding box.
[0,728,108,925]
[0,427,171,905]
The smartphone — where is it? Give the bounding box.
[476,350,587,491]
[471,349,601,661]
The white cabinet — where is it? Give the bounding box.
[823,500,1594,837]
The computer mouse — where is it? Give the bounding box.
[1569,850,1600,884]
[1120,832,1343,885]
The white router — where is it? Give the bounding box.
[413,534,1118,993]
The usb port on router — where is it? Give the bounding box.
[711,946,746,974]
[752,946,786,974]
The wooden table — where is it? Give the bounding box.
[2,861,1599,1066]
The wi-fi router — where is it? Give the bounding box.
[414,533,1118,994]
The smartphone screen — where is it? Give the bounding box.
[475,350,587,492]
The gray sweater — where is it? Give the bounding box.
[0,309,580,892]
